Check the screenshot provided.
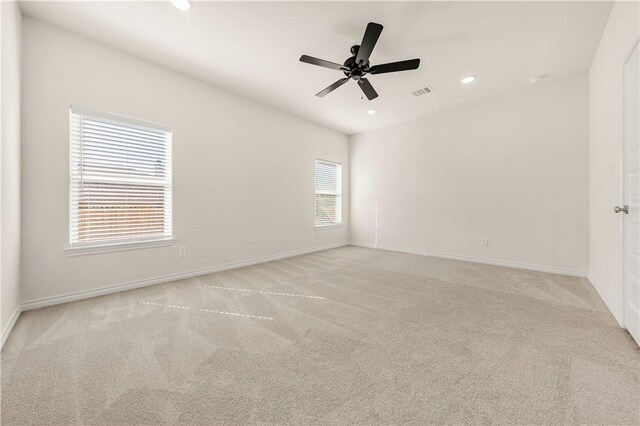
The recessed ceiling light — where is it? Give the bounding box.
[461,75,476,84]
[171,0,192,11]
[367,109,377,115]
[529,74,548,84]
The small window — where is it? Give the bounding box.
[69,107,172,248]
[315,159,342,227]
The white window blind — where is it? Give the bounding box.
[315,159,342,226]
[69,107,172,247]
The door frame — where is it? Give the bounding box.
[620,37,640,329]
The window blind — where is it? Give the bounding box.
[315,159,342,226]
[69,107,172,247]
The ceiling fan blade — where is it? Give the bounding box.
[300,55,345,71]
[357,78,378,100]
[316,78,350,97]
[355,22,383,65]
[369,58,421,75]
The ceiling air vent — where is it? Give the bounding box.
[411,85,434,97]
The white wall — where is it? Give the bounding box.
[21,18,348,303]
[589,1,640,323]
[350,74,589,275]
[1,0,22,337]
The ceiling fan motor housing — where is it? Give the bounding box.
[343,46,370,80]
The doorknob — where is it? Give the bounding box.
[614,205,629,214]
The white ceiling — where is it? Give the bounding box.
[20,1,613,135]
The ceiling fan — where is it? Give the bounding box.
[299,22,420,100]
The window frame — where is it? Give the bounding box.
[314,159,343,228]
[66,106,174,256]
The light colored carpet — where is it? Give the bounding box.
[1,246,639,425]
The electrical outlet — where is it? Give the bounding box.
[480,238,488,247]
[179,246,187,257]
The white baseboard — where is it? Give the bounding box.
[17,242,348,314]
[588,273,624,327]
[1,305,22,350]
[351,242,588,278]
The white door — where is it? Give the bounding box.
[622,41,640,346]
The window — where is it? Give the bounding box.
[69,107,172,250]
[315,159,342,227]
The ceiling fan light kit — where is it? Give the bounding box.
[300,22,421,100]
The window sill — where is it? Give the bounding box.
[65,238,175,256]
[315,223,343,229]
